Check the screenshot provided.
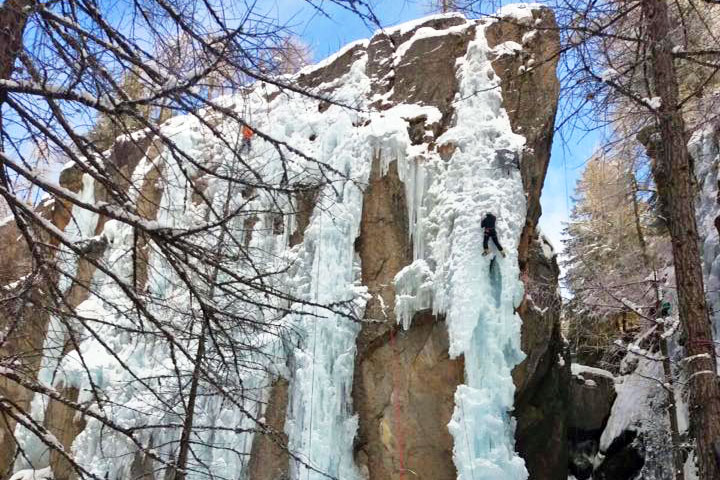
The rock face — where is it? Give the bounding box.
[0,7,566,480]
[512,236,569,480]
[247,379,291,480]
[348,7,566,480]
[567,365,617,480]
[354,313,463,480]
[569,366,616,433]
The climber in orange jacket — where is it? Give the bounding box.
[241,125,254,153]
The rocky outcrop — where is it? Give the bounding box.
[354,313,463,480]
[512,234,569,480]
[352,155,462,479]
[346,8,562,479]
[567,365,617,480]
[569,366,616,433]
[248,379,291,480]
[485,7,560,271]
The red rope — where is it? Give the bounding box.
[689,338,716,350]
[389,326,407,480]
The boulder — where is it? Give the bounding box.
[569,365,617,433]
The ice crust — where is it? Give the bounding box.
[13,9,534,480]
[690,124,720,341]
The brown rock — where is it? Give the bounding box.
[248,378,290,480]
[297,44,367,92]
[93,133,154,235]
[45,384,87,480]
[569,367,616,433]
[512,236,569,480]
[0,134,157,476]
[289,187,319,247]
[0,220,30,285]
[353,156,461,480]
[486,7,561,272]
[0,277,52,473]
[390,26,475,122]
[353,313,463,480]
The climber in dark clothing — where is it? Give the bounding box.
[481,212,506,257]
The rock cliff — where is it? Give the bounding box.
[0,6,566,479]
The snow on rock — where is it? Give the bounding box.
[394,23,473,67]
[9,467,53,480]
[496,3,542,23]
[642,96,662,109]
[298,39,370,77]
[571,363,616,382]
[374,12,466,36]
[597,351,678,479]
[537,231,556,260]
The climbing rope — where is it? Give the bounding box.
[389,326,407,480]
[459,395,479,480]
[306,214,322,480]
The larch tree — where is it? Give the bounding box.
[555,0,720,474]
[640,0,720,474]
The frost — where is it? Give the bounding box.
[496,3,542,23]
[642,96,662,109]
[9,468,53,480]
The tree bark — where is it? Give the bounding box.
[174,319,207,480]
[641,0,720,476]
[0,0,33,87]
[0,0,34,148]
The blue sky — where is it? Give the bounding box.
[264,0,598,257]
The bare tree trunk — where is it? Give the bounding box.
[0,0,33,90]
[0,0,34,147]
[641,0,720,476]
[175,137,241,479]
[175,319,207,480]
[630,173,651,269]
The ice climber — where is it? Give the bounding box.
[241,125,254,152]
[481,212,506,258]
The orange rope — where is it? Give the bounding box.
[389,326,407,480]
